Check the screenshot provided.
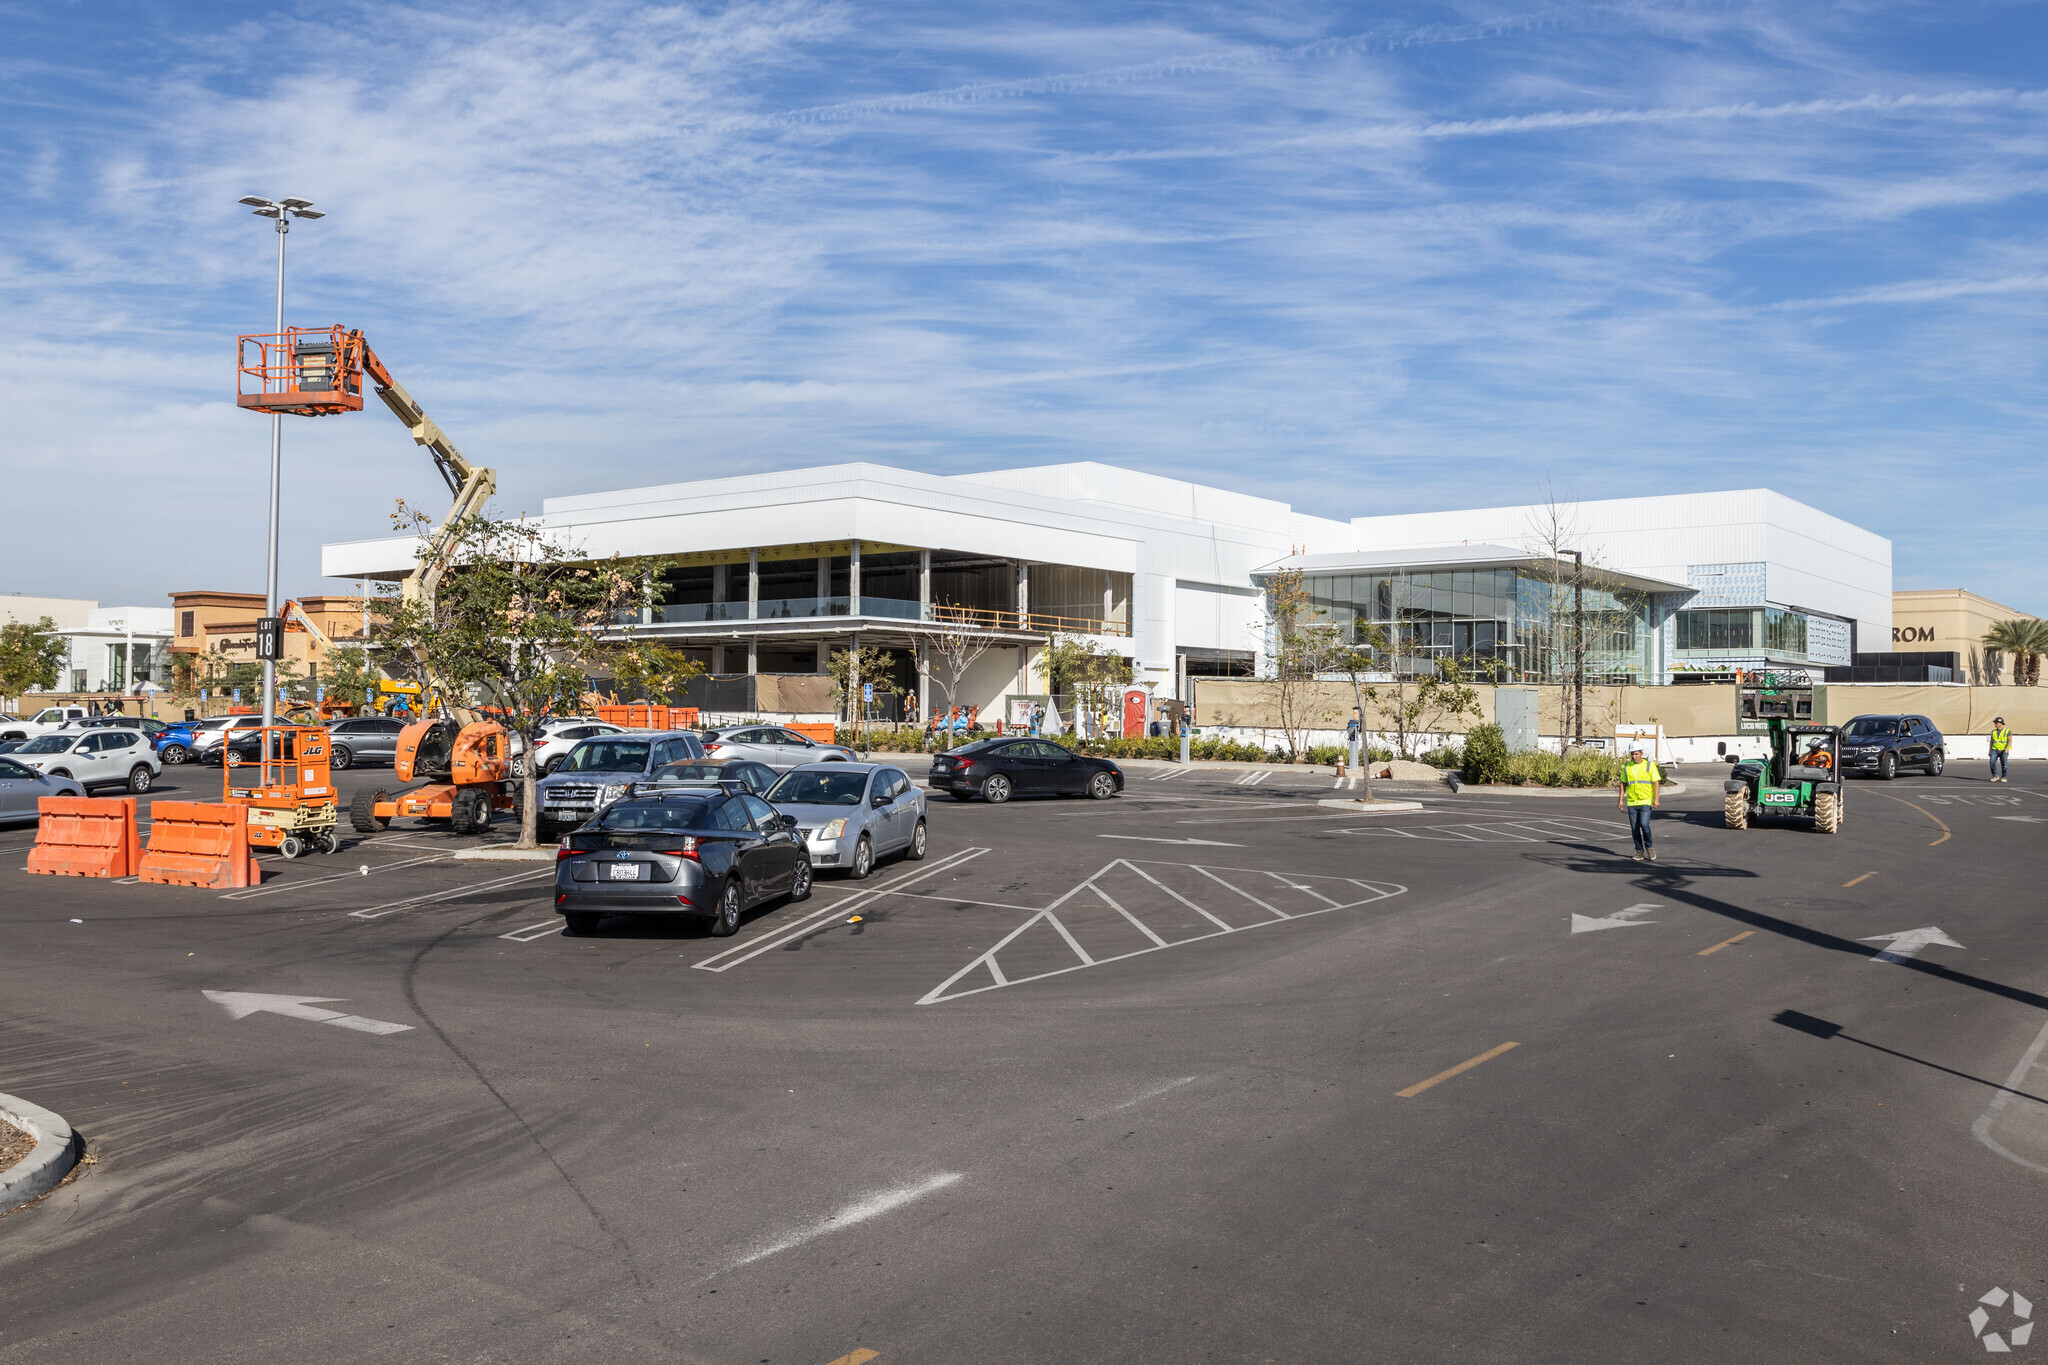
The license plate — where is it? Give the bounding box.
[608,864,642,880]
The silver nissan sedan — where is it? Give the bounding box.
[764,762,927,879]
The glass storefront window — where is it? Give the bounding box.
[1675,609,1755,651]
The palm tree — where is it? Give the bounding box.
[1983,619,2048,686]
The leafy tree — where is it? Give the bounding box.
[826,645,900,720]
[0,617,68,700]
[371,509,658,848]
[611,637,706,703]
[321,643,382,712]
[1041,633,1131,737]
[1984,618,2048,686]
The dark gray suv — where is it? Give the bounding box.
[327,716,408,769]
[1839,714,1945,779]
[535,730,708,837]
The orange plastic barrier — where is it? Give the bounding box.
[137,801,259,889]
[787,722,837,744]
[596,704,701,731]
[25,797,139,879]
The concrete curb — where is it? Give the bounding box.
[1315,798,1427,814]
[0,1092,82,1212]
[454,847,558,861]
[1451,781,1692,798]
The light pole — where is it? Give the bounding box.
[1562,549,1585,748]
[237,195,323,726]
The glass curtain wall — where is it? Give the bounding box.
[1297,567,1653,682]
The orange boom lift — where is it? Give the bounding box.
[239,326,515,836]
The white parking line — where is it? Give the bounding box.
[501,919,562,942]
[1232,771,1273,786]
[223,853,446,900]
[1144,767,1190,782]
[689,847,990,972]
[349,867,552,919]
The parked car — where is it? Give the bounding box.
[194,715,271,764]
[765,762,927,877]
[532,721,626,775]
[534,730,708,836]
[553,787,811,936]
[701,725,857,769]
[0,705,92,743]
[0,756,85,821]
[152,718,211,765]
[326,715,409,769]
[1838,714,1946,778]
[9,728,161,794]
[645,758,780,796]
[927,737,1123,803]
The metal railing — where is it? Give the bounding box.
[929,604,1130,637]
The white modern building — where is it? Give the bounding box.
[321,464,1891,717]
[54,607,175,693]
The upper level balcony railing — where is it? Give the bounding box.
[622,597,1126,635]
[930,604,1130,637]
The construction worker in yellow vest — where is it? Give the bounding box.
[1989,717,2012,783]
[1619,744,1662,861]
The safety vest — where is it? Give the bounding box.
[1991,726,2012,752]
[1623,760,1661,806]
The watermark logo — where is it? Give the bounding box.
[1970,1287,2033,1352]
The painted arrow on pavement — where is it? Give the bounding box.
[1858,927,1964,965]
[1098,835,1243,846]
[1572,903,1661,934]
[203,991,412,1035]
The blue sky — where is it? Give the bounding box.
[3,1,2045,613]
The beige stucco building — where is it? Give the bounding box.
[1891,589,2035,682]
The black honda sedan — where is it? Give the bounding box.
[927,737,1123,803]
[554,789,811,936]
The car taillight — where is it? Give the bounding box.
[657,837,700,861]
[556,838,576,862]
[703,743,722,753]
[674,894,694,906]
[955,759,974,771]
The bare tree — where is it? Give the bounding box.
[1522,488,1645,747]
[928,623,995,747]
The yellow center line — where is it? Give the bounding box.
[1842,871,1876,888]
[822,1352,879,1365]
[1697,930,1755,956]
[1876,792,1951,846]
[1397,1041,1519,1098]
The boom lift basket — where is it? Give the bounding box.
[237,326,366,416]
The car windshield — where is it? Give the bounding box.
[596,799,714,831]
[1842,718,1901,737]
[558,739,651,773]
[766,770,868,806]
[651,762,728,784]
[18,735,76,754]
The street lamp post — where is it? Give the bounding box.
[1562,549,1585,748]
[237,196,323,727]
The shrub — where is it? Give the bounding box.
[1462,723,1509,785]
[1416,743,1465,769]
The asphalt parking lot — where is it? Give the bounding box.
[3,756,2046,1362]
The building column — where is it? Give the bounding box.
[1103,572,1113,628]
[916,638,931,725]
[641,570,654,626]
[1016,561,1030,629]
[816,556,829,606]
[712,563,727,611]
[918,550,931,621]
[816,640,829,673]
[746,637,757,675]
[850,540,862,617]
[712,644,726,674]
[747,549,759,621]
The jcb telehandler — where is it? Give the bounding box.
[1723,672,1844,833]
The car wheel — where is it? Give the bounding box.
[847,834,874,880]
[1087,771,1117,800]
[906,819,928,861]
[709,880,743,936]
[789,856,814,902]
[563,911,601,935]
[1878,751,1897,780]
[1927,749,1944,777]
[544,756,565,776]
[162,744,188,765]
[50,769,72,782]
[351,788,391,833]
[127,765,153,794]
[331,745,354,770]
[279,834,305,860]
[981,774,1012,804]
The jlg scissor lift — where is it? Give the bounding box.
[223,725,340,858]
[239,325,514,839]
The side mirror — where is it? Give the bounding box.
[872,793,889,807]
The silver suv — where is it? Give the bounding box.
[535,730,708,836]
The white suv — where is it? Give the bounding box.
[0,705,92,743]
[10,728,161,794]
